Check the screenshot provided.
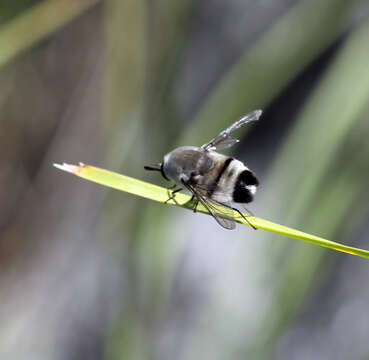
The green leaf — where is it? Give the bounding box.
[54,163,369,259]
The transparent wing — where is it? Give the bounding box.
[182,181,236,230]
[191,182,256,229]
[208,197,256,230]
[201,110,262,151]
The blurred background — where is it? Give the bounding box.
[0,0,369,359]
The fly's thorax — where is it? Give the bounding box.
[195,152,232,192]
[162,146,214,184]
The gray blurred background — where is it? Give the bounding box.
[0,0,369,359]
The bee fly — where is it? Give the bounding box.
[144,110,262,230]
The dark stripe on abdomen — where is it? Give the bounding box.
[209,157,233,196]
[233,170,258,203]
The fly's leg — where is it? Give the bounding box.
[190,196,199,213]
[184,195,199,212]
[192,197,199,213]
[232,207,257,230]
[165,187,183,204]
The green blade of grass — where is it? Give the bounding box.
[54,162,369,259]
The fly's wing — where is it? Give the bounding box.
[182,181,236,230]
[201,110,262,151]
[190,181,257,230]
[208,197,256,230]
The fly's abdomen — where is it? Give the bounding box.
[203,156,237,203]
[232,168,259,203]
[204,155,259,204]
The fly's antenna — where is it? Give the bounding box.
[144,165,161,171]
[144,163,169,181]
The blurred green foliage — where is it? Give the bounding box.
[0,0,36,25]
